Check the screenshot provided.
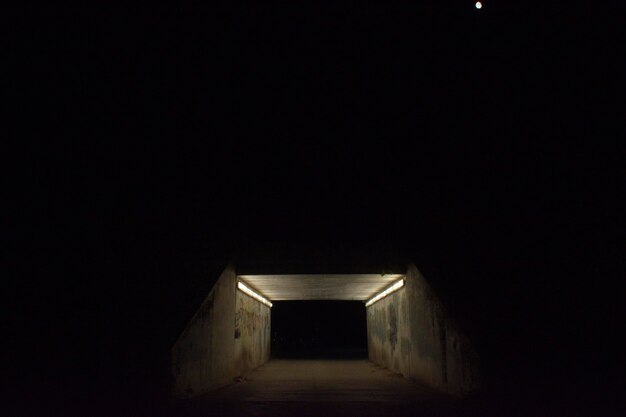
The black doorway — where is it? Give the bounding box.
[271,301,367,359]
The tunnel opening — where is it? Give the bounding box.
[271,301,367,359]
[172,266,479,398]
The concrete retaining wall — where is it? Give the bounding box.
[171,265,272,398]
[171,264,237,397]
[367,263,480,395]
[234,287,271,377]
[367,287,411,375]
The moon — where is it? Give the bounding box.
[475,1,482,9]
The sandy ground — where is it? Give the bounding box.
[172,359,476,417]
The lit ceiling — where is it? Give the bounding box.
[237,274,404,301]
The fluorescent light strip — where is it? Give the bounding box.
[365,279,405,307]
[237,281,273,307]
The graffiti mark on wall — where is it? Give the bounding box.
[387,303,398,351]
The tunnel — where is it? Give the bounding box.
[171,263,479,399]
[271,300,367,359]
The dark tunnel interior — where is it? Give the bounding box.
[271,301,367,359]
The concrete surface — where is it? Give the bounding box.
[234,286,271,377]
[367,264,480,395]
[172,265,272,397]
[175,359,459,417]
[172,264,237,397]
[367,283,411,376]
[238,274,404,300]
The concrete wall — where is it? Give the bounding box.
[234,287,271,377]
[171,265,271,397]
[171,265,237,397]
[367,286,411,375]
[367,263,480,395]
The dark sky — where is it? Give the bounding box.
[7,1,625,415]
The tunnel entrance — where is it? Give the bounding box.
[271,301,367,359]
[172,265,480,398]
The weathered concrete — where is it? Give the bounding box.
[174,359,453,417]
[197,359,446,402]
[238,274,404,300]
[171,265,237,397]
[234,287,271,377]
[172,265,272,397]
[367,283,411,376]
[367,263,480,395]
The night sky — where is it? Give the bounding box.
[7,1,625,415]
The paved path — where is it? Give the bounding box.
[175,359,466,417]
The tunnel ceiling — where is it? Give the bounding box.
[238,274,404,301]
